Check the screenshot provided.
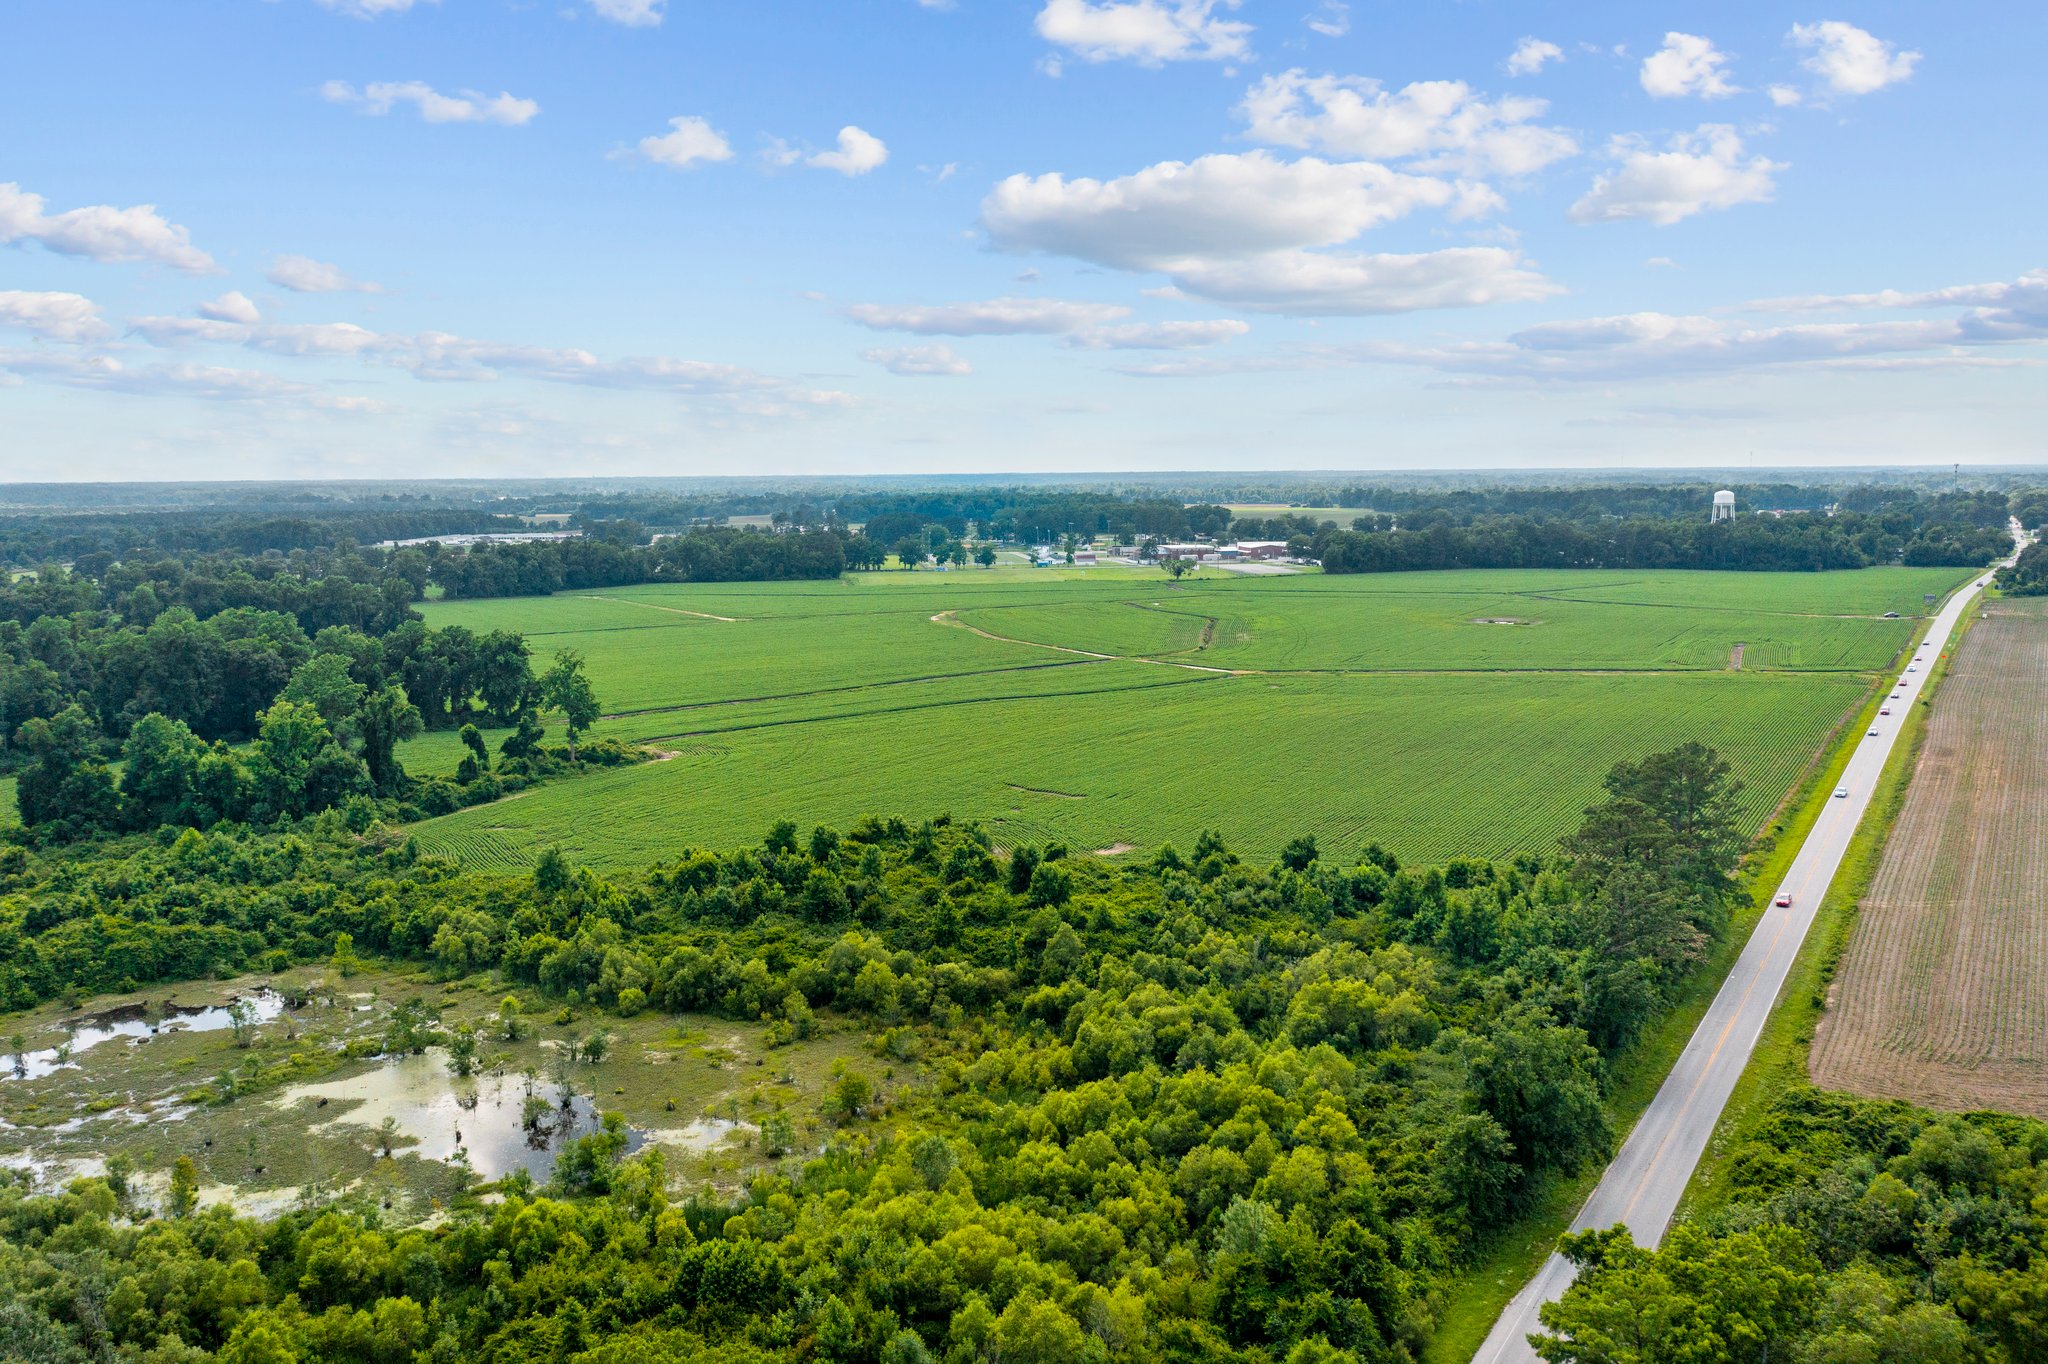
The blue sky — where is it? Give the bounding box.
[2,0,2042,479]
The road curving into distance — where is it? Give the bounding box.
[1474,548,2021,1364]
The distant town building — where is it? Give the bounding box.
[1234,541,1290,560]
[1711,490,1736,523]
[1158,542,1213,561]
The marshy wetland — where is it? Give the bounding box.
[0,961,885,1221]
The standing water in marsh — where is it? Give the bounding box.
[4,989,288,1082]
[276,1049,644,1181]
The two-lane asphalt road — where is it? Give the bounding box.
[1474,560,2013,1364]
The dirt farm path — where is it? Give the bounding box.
[1810,595,2048,1115]
[578,594,741,622]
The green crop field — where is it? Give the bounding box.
[397,564,1971,867]
[414,670,1864,871]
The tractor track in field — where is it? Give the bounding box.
[597,659,1103,721]
[1520,588,1931,621]
[933,608,1257,676]
[626,671,1226,743]
[576,594,742,622]
[930,610,1118,659]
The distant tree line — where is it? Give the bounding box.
[10,646,618,840]
[0,540,635,831]
[2,545,423,635]
[1333,482,2030,528]
[1312,509,2011,575]
[1,571,515,753]
[0,505,514,565]
[433,527,855,599]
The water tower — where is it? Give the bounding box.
[1711,490,1736,523]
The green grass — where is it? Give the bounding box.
[402,566,1971,870]
[0,775,15,827]
[415,669,1866,870]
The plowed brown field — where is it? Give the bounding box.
[1811,596,2048,1114]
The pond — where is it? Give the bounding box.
[5,989,288,1082]
[276,1049,645,1181]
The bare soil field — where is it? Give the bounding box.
[1811,596,2048,1114]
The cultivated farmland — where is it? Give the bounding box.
[1810,595,2048,1115]
[404,565,1968,868]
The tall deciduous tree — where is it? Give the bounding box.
[247,700,368,821]
[541,650,600,760]
[357,684,424,795]
[14,704,118,833]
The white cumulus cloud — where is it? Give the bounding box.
[588,0,663,25]
[320,80,539,125]
[0,182,217,274]
[1640,32,1740,98]
[846,297,1131,335]
[1790,21,1920,96]
[982,150,1555,314]
[0,291,110,342]
[984,152,1458,270]
[633,116,735,169]
[198,291,262,324]
[1035,0,1250,66]
[1238,70,1578,177]
[808,126,889,176]
[1569,126,1782,226]
[862,343,973,376]
[267,254,384,294]
[1505,38,1562,76]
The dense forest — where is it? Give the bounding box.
[0,540,626,833]
[0,746,1751,1362]
[0,505,514,566]
[1534,1087,2048,1361]
[1997,540,2048,595]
